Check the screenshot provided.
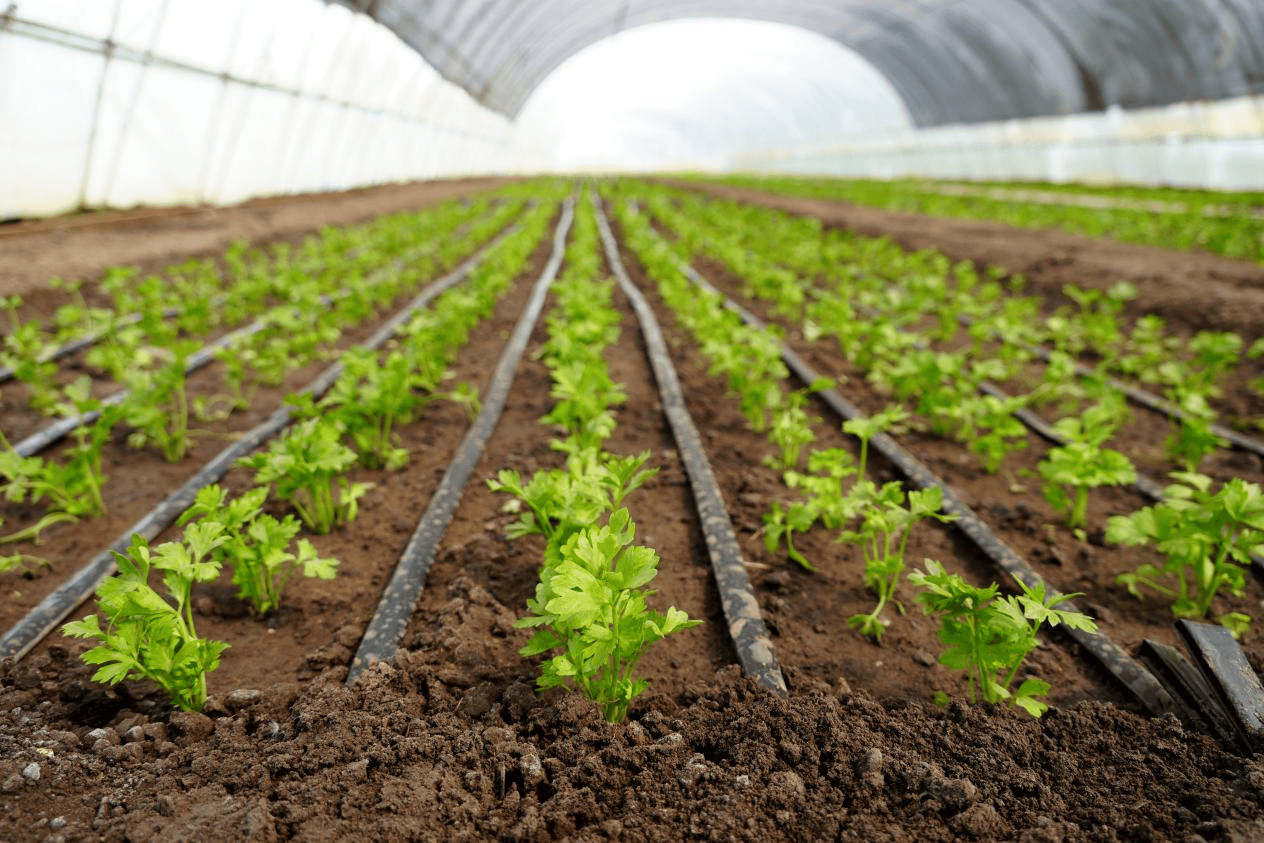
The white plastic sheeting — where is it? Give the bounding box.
[739,95,1264,191]
[511,19,912,173]
[0,0,530,218]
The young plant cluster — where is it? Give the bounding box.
[56,190,560,712]
[490,193,698,722]
[613,182,1098,714]
[1110,472,1264,637]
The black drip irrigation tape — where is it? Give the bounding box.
[347,198,574,683]
[673,259,1177,717]
[959,314,1264,460]
[1176,620,1264,749]
[0,225,517,663]
[594,198,788,697]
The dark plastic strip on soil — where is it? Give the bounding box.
[593,197,788,697]
[347,198,574,683]
[674,260,1177,717]
[960,314,1264,459]
[0,229,513,663]
[1177,620,1264,747]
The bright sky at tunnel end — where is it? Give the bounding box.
[513,17,913,173]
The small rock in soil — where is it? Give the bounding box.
[501,682,537,722]
[225,688,262,713]
[167,711,214,745]
[950,803,1010,839]
[20,763,39,782]
[927,776,978,811]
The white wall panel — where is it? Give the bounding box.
[0,35,100,217]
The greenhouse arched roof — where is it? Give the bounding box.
[333,0,1264,126]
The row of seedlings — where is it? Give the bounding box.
[0,194,527,575]
[53,198,564,712]
[487,192,698,723]
[0,192,494,420]
[695,173,1264,265]
[607,188,1098,717]
[646,185,1264,645]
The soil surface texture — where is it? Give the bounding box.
[1,179,1263,842]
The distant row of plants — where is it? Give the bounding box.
[607,184,1090,717]
[638,181,1264,639]
[698,173,1264,264]
[489,192,697,723]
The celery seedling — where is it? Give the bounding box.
[239,417,372,534]
[910,560,1097,717]
[62,529,229,712]
[1110,473,1264,637]
[1038,396,1136,529]
[177,485,339,615]
[516,508,699,723]
[841,486,958,640]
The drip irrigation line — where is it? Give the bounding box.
[347,198,574,683]
[0,227,514,663]
[673,257,1176,717]
[594,198,788,698]
[959,314,1264,460]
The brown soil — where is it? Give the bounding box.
[1,180,1263,841]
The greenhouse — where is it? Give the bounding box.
[2,1,1264,839]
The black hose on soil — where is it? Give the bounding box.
[593,197,788,697]
[347,198,576,683]
[673,260,1177,717]
[0,227,517,662]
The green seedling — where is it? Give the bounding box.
[120,339,201,462]
[910,559,1097,717]
[177,485,339,615]
[1038,396,1136,529]
[764,380,830,470]
[841,486,958,641]
[62,528,229,712]
[1110,473,1264,637]
[239,417,372,534]
[489,449,657,563]
[516,507,700,723]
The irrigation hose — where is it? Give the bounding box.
[593,195,788,698]
[672,258,1176,717]
[347,197,575,683]
[0,221,521,663]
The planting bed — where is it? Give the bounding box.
[2,179,1264,841]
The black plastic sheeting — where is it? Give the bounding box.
[335,0,1264,125]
